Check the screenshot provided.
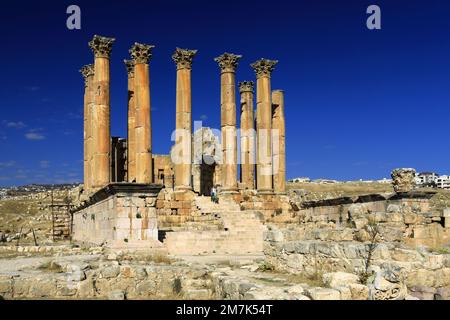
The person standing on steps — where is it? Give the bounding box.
[211,185,219,204]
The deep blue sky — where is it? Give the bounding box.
[0,0,449,186]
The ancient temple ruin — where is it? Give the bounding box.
[73,35,288,252]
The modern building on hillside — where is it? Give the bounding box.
[415,172,439,187]
[435,175,450,189]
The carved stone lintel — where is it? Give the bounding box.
[88,35,116,59]
[391,168,416,193]
[250,58,278,78]
[368,266,407,300]
[129,43,155,64]
[80,64,94,87]
[124,59,135,77]
[214,53,242,73]
[172,48,197,70]
[238,81,254,94]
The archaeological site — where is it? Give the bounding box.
[0,33,449,302]
[1,1,450,310]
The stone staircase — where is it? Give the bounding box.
[164,195,265,256]
[49,203,72,241]
[194,196,241,214]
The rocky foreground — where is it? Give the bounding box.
[1,180,450,300]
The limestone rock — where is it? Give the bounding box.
[322,272,359,288]
[184,289,211,300]
[306,287,341,300]
[348,283,369,300]
[108,289,126,300]
[100,265,120,279]
[335,286,352,300]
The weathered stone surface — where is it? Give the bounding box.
[391,168,416,193]
[322,272,359,288]
[109,289,126,300]
[306,287,341,300]
[348,283,369,300]
[101,265,120,279]
[368,266,407,300]
[335,286,352,300]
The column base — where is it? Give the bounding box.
[257,189,274,195]
[219,188,239,195]
[174,185,192,192]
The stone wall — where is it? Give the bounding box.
[164,211,264,256]
[72,184,161,246]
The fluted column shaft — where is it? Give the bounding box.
[215,53,242,193]
[172,48,197,190]
[89,35,115,190]
[81,65,94,194]
[124,60,136,182]
[239,81,255,190]
[251,59,278,194]
[130,43,155,184]
[272,90,286,193]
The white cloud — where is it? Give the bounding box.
[25,132,46,140]
[0,161,16,168]
[5,121,26,129]
[25,131,46,140]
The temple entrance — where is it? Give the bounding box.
[199,155,216,196]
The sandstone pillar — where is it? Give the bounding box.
[89,35,115,190]
[124,60,136,183]
[172,48,197,191]
[272,90,286,194]
[239,81,256,190]
[130,43,155,184]
[251,59,278,194]
[214,53,242,193]
[80,64,95,194]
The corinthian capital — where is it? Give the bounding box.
[238,81,254,94]
[88,35,115,58]
[172,48,197,70]
[129,43,155,64]
[214,53,242,73]
[124,59,135,77]
[250,59,278,78]
[80,64,94,87]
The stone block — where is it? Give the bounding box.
[306,287,341,300]
[348,283,369,300]
[335,286,352,300]
[109,289,125,300]
[322,272,359,288]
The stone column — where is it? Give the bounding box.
[89,35,115,190]
[215,53,242,193]
[80,64,95,194]
[124,60,136,183]
[130,43,155,184]
[172,48,197,191]
[239,81,255,190]
[251,59,278,194]
[272,90,286,194]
